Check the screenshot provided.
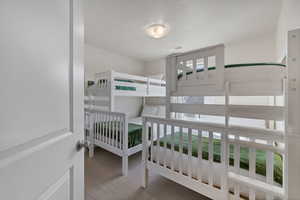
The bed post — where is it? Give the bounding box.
[146,77,150,96]
[166,55,177,119]
[109,70,115,112]
[285,28,300,200]
[122,114,128,176]
[142,97,146,107]
[222,81,229,199]
[141,117,149,188]
[88,111,95,158]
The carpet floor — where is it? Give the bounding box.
[85,147,211,200]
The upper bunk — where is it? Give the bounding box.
[86,70,166,97]
[167,44,286,97]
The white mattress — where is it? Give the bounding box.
[129,117,142,125]
[129,115,166,126]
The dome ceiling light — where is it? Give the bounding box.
[145,23,170,39]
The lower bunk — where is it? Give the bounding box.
[142,117,284,200]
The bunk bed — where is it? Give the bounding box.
[85,70,165,176]
[141,42,290,200]
[86,70,165,100]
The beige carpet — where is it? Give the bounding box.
[85,147,211,200]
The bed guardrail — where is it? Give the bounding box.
[166,44,225,94]
[142,116,285,200]
[86,108,129,175]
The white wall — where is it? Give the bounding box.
[85,43,145,118]
[276,0,300,61]
[225,33,277,64]
[114,97,143,118]
[144,33,277,76]
[144,58,166,77]
[85,43,145,81]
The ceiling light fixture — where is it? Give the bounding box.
[145,23,169,39]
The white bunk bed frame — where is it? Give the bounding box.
[85,70,165,176]
[141,29,300,200]
[86,70,165,111]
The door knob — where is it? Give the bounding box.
[76,140,90,151]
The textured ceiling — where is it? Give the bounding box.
[85,0,282,61]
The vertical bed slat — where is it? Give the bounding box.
[119,115,123,149]
[171,125,175,171]
[93,113,96,141]
[188,128,192,178]
[234,137,240,200]
[113,115,116,147]
[183,61,187,80]
[100,113,102,141]
[89,112,95,158]
[163,124,167,168]
[108,114,112,145]
[197,130,202,182]
[115,115,118,148]
[122,116,124,149]
[222,81,229,194]
[156,123,161,165]
[116,116,119,148]
[110,114,113,146]
[102,113,105,142]
[111,114,114,146]
[122,114,128,176]
[142,118,149,188]
[208,131,214,186]
[150,122,154,163]
[118,116,122,149]
[204,56,208,80]
[99,113,102,141]
[99,113,102,142]
[104,113,107,143]
[268,95,276,199]
[179,127,183,175]
[221,131,228,191]
[96,113,100,141]
[112,114,114,145]
[119,116,122,149]
[94,113,97,141]
[266,143,274,200]
[105,113,108,144]
[192,58,197,80]
[249,139,256,200]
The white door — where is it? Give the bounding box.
[0,0,84,200]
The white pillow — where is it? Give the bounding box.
[141,105,158,117]
[148,74,164,80]
[157,106,166,118]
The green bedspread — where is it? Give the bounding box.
[90,122,143,148]
[127,123,143,148]
[155,132,283,185]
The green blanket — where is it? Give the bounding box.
[89,122,143,148]
[127,123,143,148]
[155,132,282,185]
[115,85,136,91]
